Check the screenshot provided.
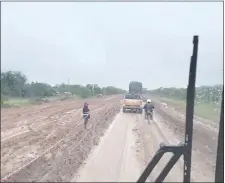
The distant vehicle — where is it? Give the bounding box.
[122,93,143,113]
[129,81,143,95]
[97,94,103,97]
[64,92,72,96]
[36,98,49,103]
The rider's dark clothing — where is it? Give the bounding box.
[143,103,154,112]
[83,105,90,113]
[83,105,90,119]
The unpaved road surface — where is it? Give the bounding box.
[73,100,218,182]
[1,96,218,182]
[1,96,121,182]
[152,99,219,182]
[73,113,143,182]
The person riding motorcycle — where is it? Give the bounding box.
[83,102,90,128]
[143,99,155,119]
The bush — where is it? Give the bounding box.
[149,85,223,103]
[1,70,126,102]
[1,103,13,108]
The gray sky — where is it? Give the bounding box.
[2,2,223,90]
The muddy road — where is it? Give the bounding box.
[152,100,219,182]
[1,96,121,182]
[1,96,218,182]
[73,101,218,182]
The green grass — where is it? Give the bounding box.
[1,95,85,108]
[1,98,35,108]
[1,94,106,109]
[157,96,221,122]
[194,102,221,122]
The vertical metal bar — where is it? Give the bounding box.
[155,153,182,182]
[137,150,164,183]
[215,89,224,182]
[183,36,199,182]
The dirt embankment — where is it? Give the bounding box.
[1,96,121,182]
[151,99,219,182]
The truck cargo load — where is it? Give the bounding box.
[129,81,143,94]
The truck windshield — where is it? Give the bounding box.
[125,94,141,99]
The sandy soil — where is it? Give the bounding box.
[1,96,121,182]
[153,100,218,182]
[73,101,218,182]
[1,96,218,182]
[72,113,142,182]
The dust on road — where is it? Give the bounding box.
[1,96,121,182]
[1,96,217,182]
[73,108,216,182]
[73,111,185,182]
[73,113,142,182]
[153,100,218,182]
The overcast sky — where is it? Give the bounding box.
[2,2,223,90]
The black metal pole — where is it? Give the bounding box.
[183,36,199,183]
[155,153,182,182]
[137,150,164,182]
[137,36,199,183]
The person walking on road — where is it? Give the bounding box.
[83,102,90,129]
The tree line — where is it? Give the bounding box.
[149,85,223,103]
[1,71,126,100]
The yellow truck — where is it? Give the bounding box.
[122,93,143,113]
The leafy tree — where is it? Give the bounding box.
[1,70,126,100]
[1,71,27,97]
[102,86,126,95]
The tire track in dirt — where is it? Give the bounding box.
[1,100,107,147]
[1,101,71,122]
[150,101,218,182]
[1,101,82,130]
[73,112,142,182]
[38,105,110,182]
[1,104,102,180]
[133,109,216,182]
[3,106,119,182]
[1,97,121,182]
[2,96,114,129]
[134,114,184,182]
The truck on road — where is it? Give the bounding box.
[122,93,143,113]
[129,81,143,95]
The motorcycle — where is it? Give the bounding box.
[146,110,153,124]
[83,112,90,129]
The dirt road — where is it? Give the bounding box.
[1,96,218,182]
[153,100,219,182]
[73,113,143,182]
[73,101,218,182]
